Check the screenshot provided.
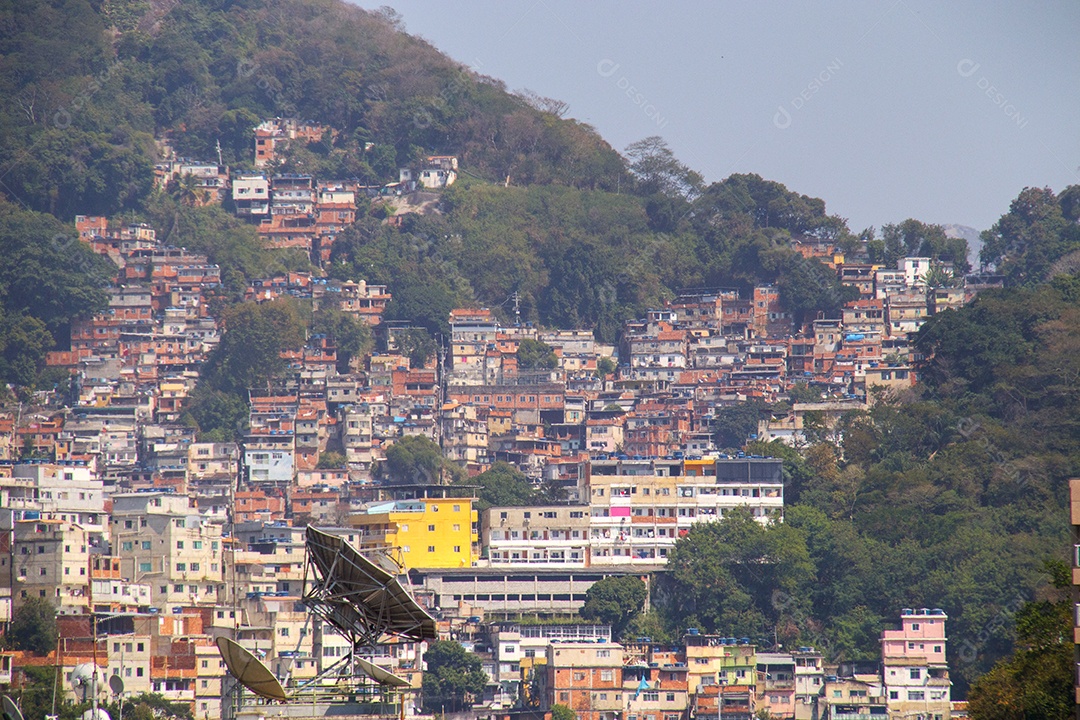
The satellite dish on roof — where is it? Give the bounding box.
[2,695,26,720]
[81,710,110,720]
[354,657,410,688]
[108,675,125,696]
[215,637,288,702]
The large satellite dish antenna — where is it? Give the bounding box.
[80,710,110,720]
[353,657,410,688]
[303,526,437,648]
[215,637,289,702]
[108,675,125,697]
[2,695,26,720]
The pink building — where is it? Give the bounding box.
[881,608,951,719]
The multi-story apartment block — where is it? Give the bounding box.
[484,506,591,566]
[544,642,625,720]
[881,608,951,719]
[110,493,225,612]
[684,632,757,695]
[820,676,887,720]
[756,653,796,719]
[450,308,500,385]
[2,462,108,548]
[483,458,783,568]
[349,498,478,570]
[10,519,91,613]
[792,647,825,719]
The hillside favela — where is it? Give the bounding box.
[0,2,1077,720]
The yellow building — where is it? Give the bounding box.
[350,498,477,569]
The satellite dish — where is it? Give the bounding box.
[354,657,410,688]
[367,550,403,575]
[70,664,97,700]
[70,663,95,687]
[108,675,125,696]
[81,710,110,720]
[2,696,26,720]
[215,637,288,702]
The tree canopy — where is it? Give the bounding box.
[9,596,57,655]
[580,576,648,639]
[421,640,487,713]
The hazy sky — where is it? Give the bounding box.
[349,0,1079,233]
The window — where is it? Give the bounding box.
[890,691,899,700]
[122,541,133,551]
[453,505,461,512]
[139,562,152,572]
[908,691,925,701]
[428,524,436,532]
[596,649,611,658]
[176,563,186,572]
[601,670,613,681]
[427,546,435,553]
[174,584,184,592]
[453,546,461,553]
[176,541,184,550]
[909,669,921,680]
[573,672,586,681]
[141,541,151,550]
[190,563,200,572]
[193,541,202,549]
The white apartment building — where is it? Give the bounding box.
[484,457,784,568]
[110,493,225,612]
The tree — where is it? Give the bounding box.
[713,401,770,449]
[317,451,346,469]
[181,386,249,442]
[550,704,577,720]
[596,357,616,378]
[516,338,558,370]
[394,327,438,369]
[421,640,487,712]
[624,136,703,200]
[313,307,372,372]
[967,563,1073,720]
[384,435,447,485]
[663,508,813,642]
[580,576,648,638]
[454,461,537,511]
[979,187,1075,283]
[9,596,57,655]
[202,300,306,394]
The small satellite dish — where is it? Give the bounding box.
[2,695,26,720]
[70,663,95,687]
[108,675,125,696]
[215,637,288,701]
[81,710,110,720]
[354,657,410,688]
[367,550,403,575]
[70,664,97,700]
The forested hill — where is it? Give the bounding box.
[0,0,1074,334]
